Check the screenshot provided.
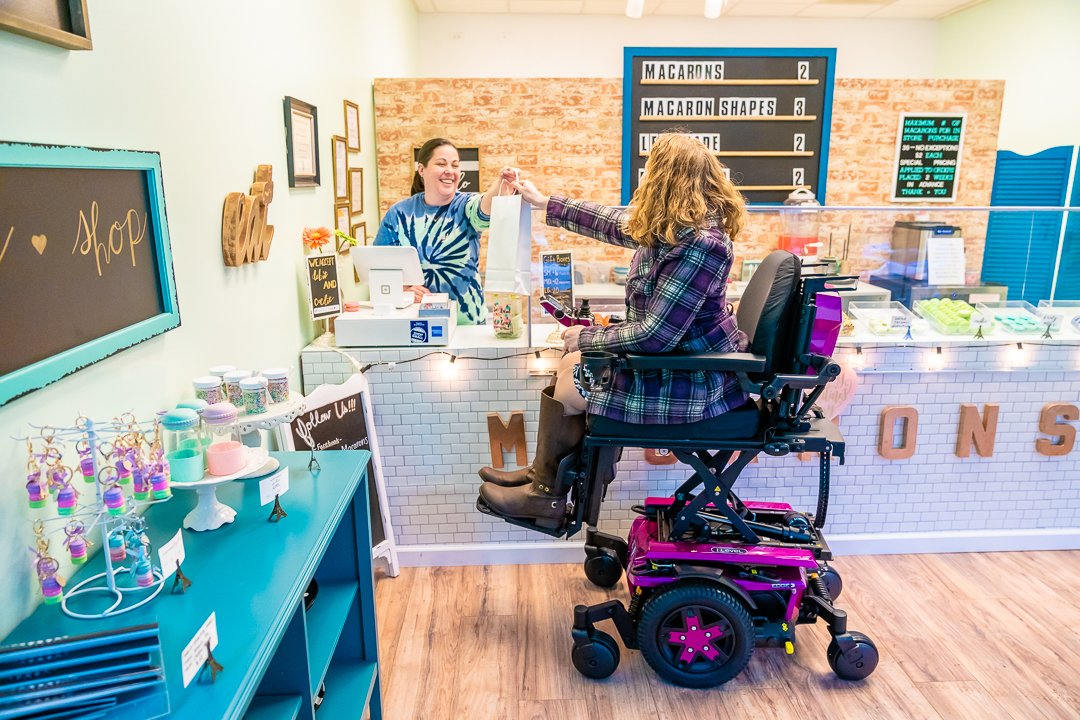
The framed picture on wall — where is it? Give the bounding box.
[283,97,320,188]
[335,203,350,236]
[348,168,364,215]
[350,221,367,247]
[0,0,92,50]
[344,100,361,152]
[332,135,348,202]
[413,146,481,192]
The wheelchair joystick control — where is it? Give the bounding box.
[541,294,595,328]
[579,351,616,391]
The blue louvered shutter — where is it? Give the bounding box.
[981,146,1073,304]
[1052,158,1080,300]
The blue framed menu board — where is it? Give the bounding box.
[622,47,836,206]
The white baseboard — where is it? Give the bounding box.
[396,528,1080,567]
[397,541,586,567]
[826,528,1080,555]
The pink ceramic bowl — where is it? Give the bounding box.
[206,441,246,476]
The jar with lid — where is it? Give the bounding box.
[160,408,207,483]
[201,403,246,476]
[240,377,269,415]
[209,365,236,380]
[223,370,251,407]
[778,187,821,259]
[489,292,525,340]
[262,367,290,404]
[192,376,225,405]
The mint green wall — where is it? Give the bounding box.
[0,0,416,639]
[936,0,1080,155]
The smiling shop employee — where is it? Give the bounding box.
[374,138,519,325]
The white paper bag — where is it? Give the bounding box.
[485,190,533,295]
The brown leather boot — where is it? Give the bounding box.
[478,388,586,527]
[479,387,585,487]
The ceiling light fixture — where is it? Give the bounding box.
[704,0,725,19]
[626,0,644,18]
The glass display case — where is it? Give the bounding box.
[975,300,1047,335]
[848,301,916,336]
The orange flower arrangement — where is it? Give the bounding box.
[302,226,332,252]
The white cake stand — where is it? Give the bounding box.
[171,447,270,531]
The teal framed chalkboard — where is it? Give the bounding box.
[0,142,180,406]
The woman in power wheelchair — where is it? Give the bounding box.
[476,135,878,688]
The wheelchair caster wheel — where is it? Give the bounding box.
[572,630,620,679]
[822,565,842,601]
[584,553,622,588]
[828,631,878,681]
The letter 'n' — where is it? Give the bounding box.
[955,403,999,458]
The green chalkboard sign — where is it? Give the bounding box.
[0,142,179,406]
[891,113,966,202]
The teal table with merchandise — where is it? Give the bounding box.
[2,451,381,720]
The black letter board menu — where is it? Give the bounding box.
[622,48,836,206]
[891,113,966,202]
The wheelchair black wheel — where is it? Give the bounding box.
[637,581,754,688]
[822,565,843,601]
[827,631,879,681]
[584,554,622,588]
[571,629,620,679]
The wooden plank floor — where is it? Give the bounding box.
[373,551,1080,720]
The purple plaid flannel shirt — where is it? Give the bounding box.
[547,196,749,425]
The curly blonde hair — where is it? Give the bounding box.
[624,133,746,247]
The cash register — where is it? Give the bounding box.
[334,246,457,347]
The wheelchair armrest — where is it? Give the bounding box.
[623,352,767,373]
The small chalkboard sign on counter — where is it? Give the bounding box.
[891,113,966,202]
[306,253,342,321]
[623,47,836,205]
[0,142,180,406]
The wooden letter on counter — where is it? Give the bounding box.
[1036,403,1079,457]
[487,411,527,468]
[955,403,999,458]
[878,406,918,460]
[222,165,275,266]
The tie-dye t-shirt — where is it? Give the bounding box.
[373,192,490,325]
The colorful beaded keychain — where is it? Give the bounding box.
[31,521,63,605]
[63,519,92,565]
[98,465,127,517]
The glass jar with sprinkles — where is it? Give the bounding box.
[262,367,290,404]
[240,377,269,415]
[223,370,252,407]
[192,376,225,405]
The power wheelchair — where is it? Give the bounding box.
[477,249,878,688]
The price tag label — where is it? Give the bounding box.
[181,612,218,688]
[1038,312,1062,331]
[889,314,912,329]
[260,467,290,506]
[969,312,991,328]
[158,529,185,575]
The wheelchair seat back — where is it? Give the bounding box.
[735,250,802,382]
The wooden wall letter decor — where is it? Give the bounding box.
[487,411,527,469]
[222,164,275,267]
[878,405,918,460]
[1035,402,1079,457]
[955,403,999,458]
[644,448,678,466]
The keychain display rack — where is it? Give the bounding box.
[17,416,172,620]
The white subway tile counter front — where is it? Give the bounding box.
[300,325,1080,563]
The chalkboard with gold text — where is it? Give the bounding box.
[0,142,179,406]
[623,48,836,206]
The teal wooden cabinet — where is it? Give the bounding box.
[2,451,381,720]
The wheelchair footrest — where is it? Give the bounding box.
[475,496,568,539]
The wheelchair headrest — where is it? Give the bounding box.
[736,250,801,379]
